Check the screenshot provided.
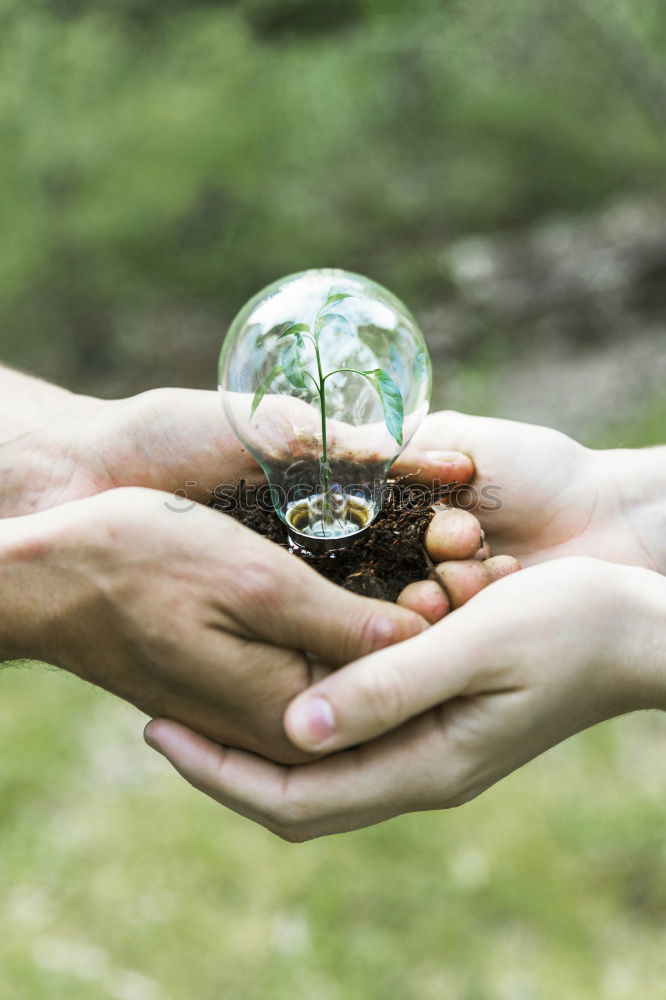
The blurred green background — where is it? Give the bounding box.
[0,0,665,997]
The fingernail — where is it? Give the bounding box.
[143,724,162,754]
[425,450,463,464]
[288,695,336,750]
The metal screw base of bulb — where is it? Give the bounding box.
[284,493,376,555]
[287,524,371,556]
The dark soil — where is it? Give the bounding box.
[210,482,435,602]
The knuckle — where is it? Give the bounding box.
[426,718,479,808]
[236,559,281,609]
[359,609,395,650]
[421,777,471,812]
[439,767,486,808]
[349,606,403,658]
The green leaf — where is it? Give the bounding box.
[363,368,404,446]
[281,337,307,389]
[357,324,388,357]
[324,290,352,308]
[317,312,351,334]
[315,306,352,337]
[276,321,310,341]
[250,364,284,417]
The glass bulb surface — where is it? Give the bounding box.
[218,268,432,550]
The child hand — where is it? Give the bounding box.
[397,508,520,624]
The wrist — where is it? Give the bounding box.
[615,563,666,712]
[595,445,666,575]
[0,511,62,662]
[0,496,110,672]
[0,387,117,517]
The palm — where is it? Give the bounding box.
[403,411,640,567]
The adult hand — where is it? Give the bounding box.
[393,411,666,573]
[143,557,666,838]
[0,487,427,764]
[0,369,474,515]
[1,380,261,516]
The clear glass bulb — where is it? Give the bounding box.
[218,268,432,551]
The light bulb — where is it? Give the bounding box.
[218,268,432,551]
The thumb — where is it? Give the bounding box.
[283,601,485,752]
[222,515,428,667]
[391,445,474,489]
[391,410,481,487]
[280,560,429,668]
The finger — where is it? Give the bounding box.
[400,409,491,457]
[145,719,288,828]
[297,585,428,668]
[283,602,486,753]
[484,555,521,581]
[145,713,449,840]
[434,559,491,609]
[237,537,429,667]
[397,580,450,624]
[425,509,483,562]
[391,446,474,489]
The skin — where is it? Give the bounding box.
[145,558,666,840]
[0,368,478,765]
[396,410,666,574]
[0,486,435,765]
[397,580,450,625]
[397,510,521,622]
[0,371,475,516]
[145,411,666,838]
[0,375,261,517]
[424,508,482,562]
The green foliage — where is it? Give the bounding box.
[280,336,307,389]
[363,368,404,446]
[0,664,664,997]
[249,363,284,416]
[250,289,405,458]
[277,322,309,341]
[0,0,664,388]
[324,292,353,308]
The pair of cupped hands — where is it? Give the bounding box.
[7,385,664,840]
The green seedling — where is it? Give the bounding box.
[250,289,404,518]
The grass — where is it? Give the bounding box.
[595,394,666,449]
[1,0,664,990]
[0,667,664,999]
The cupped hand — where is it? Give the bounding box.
[143,557,665,838]
[0,486,427,764]
[13,387,474,514]
[393,410,663,572]
[140,507,527,833]
[105,391,476,500]
[397,506,520,623]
